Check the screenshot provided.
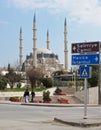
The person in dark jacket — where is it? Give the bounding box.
[24,89,29,103]
[31,90,35,102]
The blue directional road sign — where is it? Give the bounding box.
[80,66,91,79]
[72,53,100,65]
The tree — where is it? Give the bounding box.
[88,66,99,87]
[5,68,21,89]
[0,77,9,90]
[7,63,11,71]
[52,70,68,77]
[41,77,53,88]
[26,67,43,90]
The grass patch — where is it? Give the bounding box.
[1,88,26,92]
[35,87,47,92]
[1,87,47,92]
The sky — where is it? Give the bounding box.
[1,0,101,71]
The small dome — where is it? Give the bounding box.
[47,67,55,72]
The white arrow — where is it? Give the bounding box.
[95,56,99,62]
[73,45,76,51]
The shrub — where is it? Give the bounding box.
[9,97,20,102]
[54,87,62,95]
[58,98,69,104]
[43,90,51,103]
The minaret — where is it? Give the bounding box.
[19,27,23,66]
[46,30,50,50]
[33,13,37,68]
[64,18,68,71]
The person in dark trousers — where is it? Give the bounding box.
[31,90,35,102]
[24,89,29,103]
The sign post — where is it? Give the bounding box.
[71,41,100,119]
[84,74,88,119]
[80,66,91,119]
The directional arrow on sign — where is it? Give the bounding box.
[71,42,100,53]
[72,53,100,65]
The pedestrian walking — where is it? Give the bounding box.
[31,90,35,102]
[24,89,30,103]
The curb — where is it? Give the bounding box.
[0,101,99,107]
[0,101,21,105]
[21,103,72,107]
[54,118,101,127]
[21,103,99,107]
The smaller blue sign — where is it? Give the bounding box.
[80,66,91,79]
[72,53,100,65]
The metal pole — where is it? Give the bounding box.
[74,73,76,88]
[83,78,87,119]
[76,70,78,91]
[98,42,101,104]
[98,62,101,104]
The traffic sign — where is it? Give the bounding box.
[71,41,100,53]
[80,66,91,78]
[72,53,100,65]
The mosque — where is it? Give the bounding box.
[19,14,68,77]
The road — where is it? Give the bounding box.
[0,103,101,130]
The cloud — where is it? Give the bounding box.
[0,20,9,25]
[8,0,49,9]
[8,0,101,26]
[65,0,101,25]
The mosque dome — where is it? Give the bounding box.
[37,48,53,54]
[37,48,58,60]
[47,67,56,72]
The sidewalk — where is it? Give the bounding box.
[54,117,101,127]
[0,100,21,105]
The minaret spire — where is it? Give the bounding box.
[46,30,50,50]
[19,27,23,67]
[34,13,36,23]
[33,13,37,68]
[64,18,68,71]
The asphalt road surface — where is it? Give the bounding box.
[0,103,101,130]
